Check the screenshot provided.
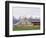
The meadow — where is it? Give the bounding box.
[13,24,40,31]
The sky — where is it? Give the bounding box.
[12,7,40,19]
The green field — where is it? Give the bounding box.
[13,24,40,31]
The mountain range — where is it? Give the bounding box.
[13,16,40,24]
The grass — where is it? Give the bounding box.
[13,24,40,31]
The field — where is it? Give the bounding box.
[13,24,40,31]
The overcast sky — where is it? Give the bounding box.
[12,7,40,19]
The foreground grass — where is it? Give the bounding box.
[13,24,40,31]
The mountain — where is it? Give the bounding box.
[13,16,20,24]
[14,17,31,25]
[28,17,40,22]
[13,16,40,25]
